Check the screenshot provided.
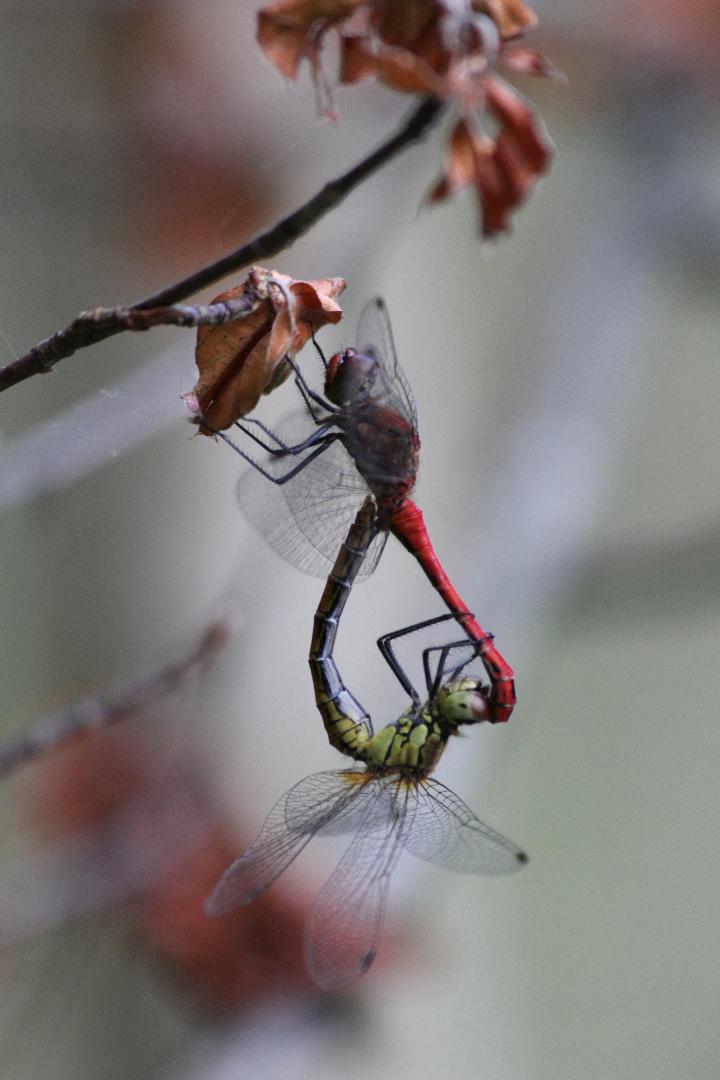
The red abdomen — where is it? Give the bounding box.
[389,498,516,724]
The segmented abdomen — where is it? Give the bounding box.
[309,497,378,760]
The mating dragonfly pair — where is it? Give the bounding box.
[204,299,526,990]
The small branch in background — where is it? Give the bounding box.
[0,96,444,395]
[0,618,235,778]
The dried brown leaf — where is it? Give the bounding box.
[428,117,479,202]
[429,77,552,238]
[257,0,367,79]
[374,43,449,94]
[188,268,345,433]
[374,0,442,50]
[339,33,377,83]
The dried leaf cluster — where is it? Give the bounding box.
[258,0,560,236]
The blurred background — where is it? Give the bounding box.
[0,1,719,1077]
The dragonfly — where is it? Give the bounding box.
[217,297,516,725]
[206,497,527,991]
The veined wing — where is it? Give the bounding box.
[236,413,388,579]
[405,778,528,875]
[205,771,367,915]
[305,774,417,991]
[356,297,418,432]
[285,769,377,834]
[317,779,396,837]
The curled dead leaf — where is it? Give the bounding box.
[374,43,449,95]
[257,0,368,80]
[429,77,552,237]
[188,268,345,433]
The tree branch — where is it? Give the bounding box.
[0,619,234,778]
[0,96,444,395]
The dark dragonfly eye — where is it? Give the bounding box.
[325,348,378,405]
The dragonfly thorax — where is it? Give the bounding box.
[360,704,449,775]
[325,348,379,406]
[434,677,490,726]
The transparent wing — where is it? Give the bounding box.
[405,778,527,874]
[305,775,417,991]
[284,769,376,832]
[236,411,388,579]
[356,297,418,431]
[205,770,368,915]
[318,782,396,836]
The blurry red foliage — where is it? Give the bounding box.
[429,75,552,237]
[30,731,147,838]
[256,0,558,236]
[25,730,318,1009]
[135,829,312,1007]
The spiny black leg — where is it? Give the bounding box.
[217,428,342,484]
[425,643,451,697]
[423,638,493,696]
[378,612,461,645]
[231,418,286,454]
[423,639,472,696]
[295,375,339,419]
[283,353,338,417]
[377,636,420,703]
[237,417,287,447]
[310,328,328,370]
[376,613,463,704]
[234,417,336,457]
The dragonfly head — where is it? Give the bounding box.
[434,677,490,727]
[325,348,378,405]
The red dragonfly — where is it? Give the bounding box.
[221,298,515,724]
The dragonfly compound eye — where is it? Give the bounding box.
[435,678,490,726]
[325,348,378,406]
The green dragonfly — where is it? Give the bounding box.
[206,497,526,990]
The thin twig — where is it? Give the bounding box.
[0,619,234,778]
[0,96,444,394]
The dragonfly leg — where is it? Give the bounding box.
[283,353,339,420]
[421,638,493,698]
[309,327,328,370]
[294,378,338,422]
[234,417,337,457]
[376,613,465,704]
[236,416,288,448]
[218,428,344,484]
